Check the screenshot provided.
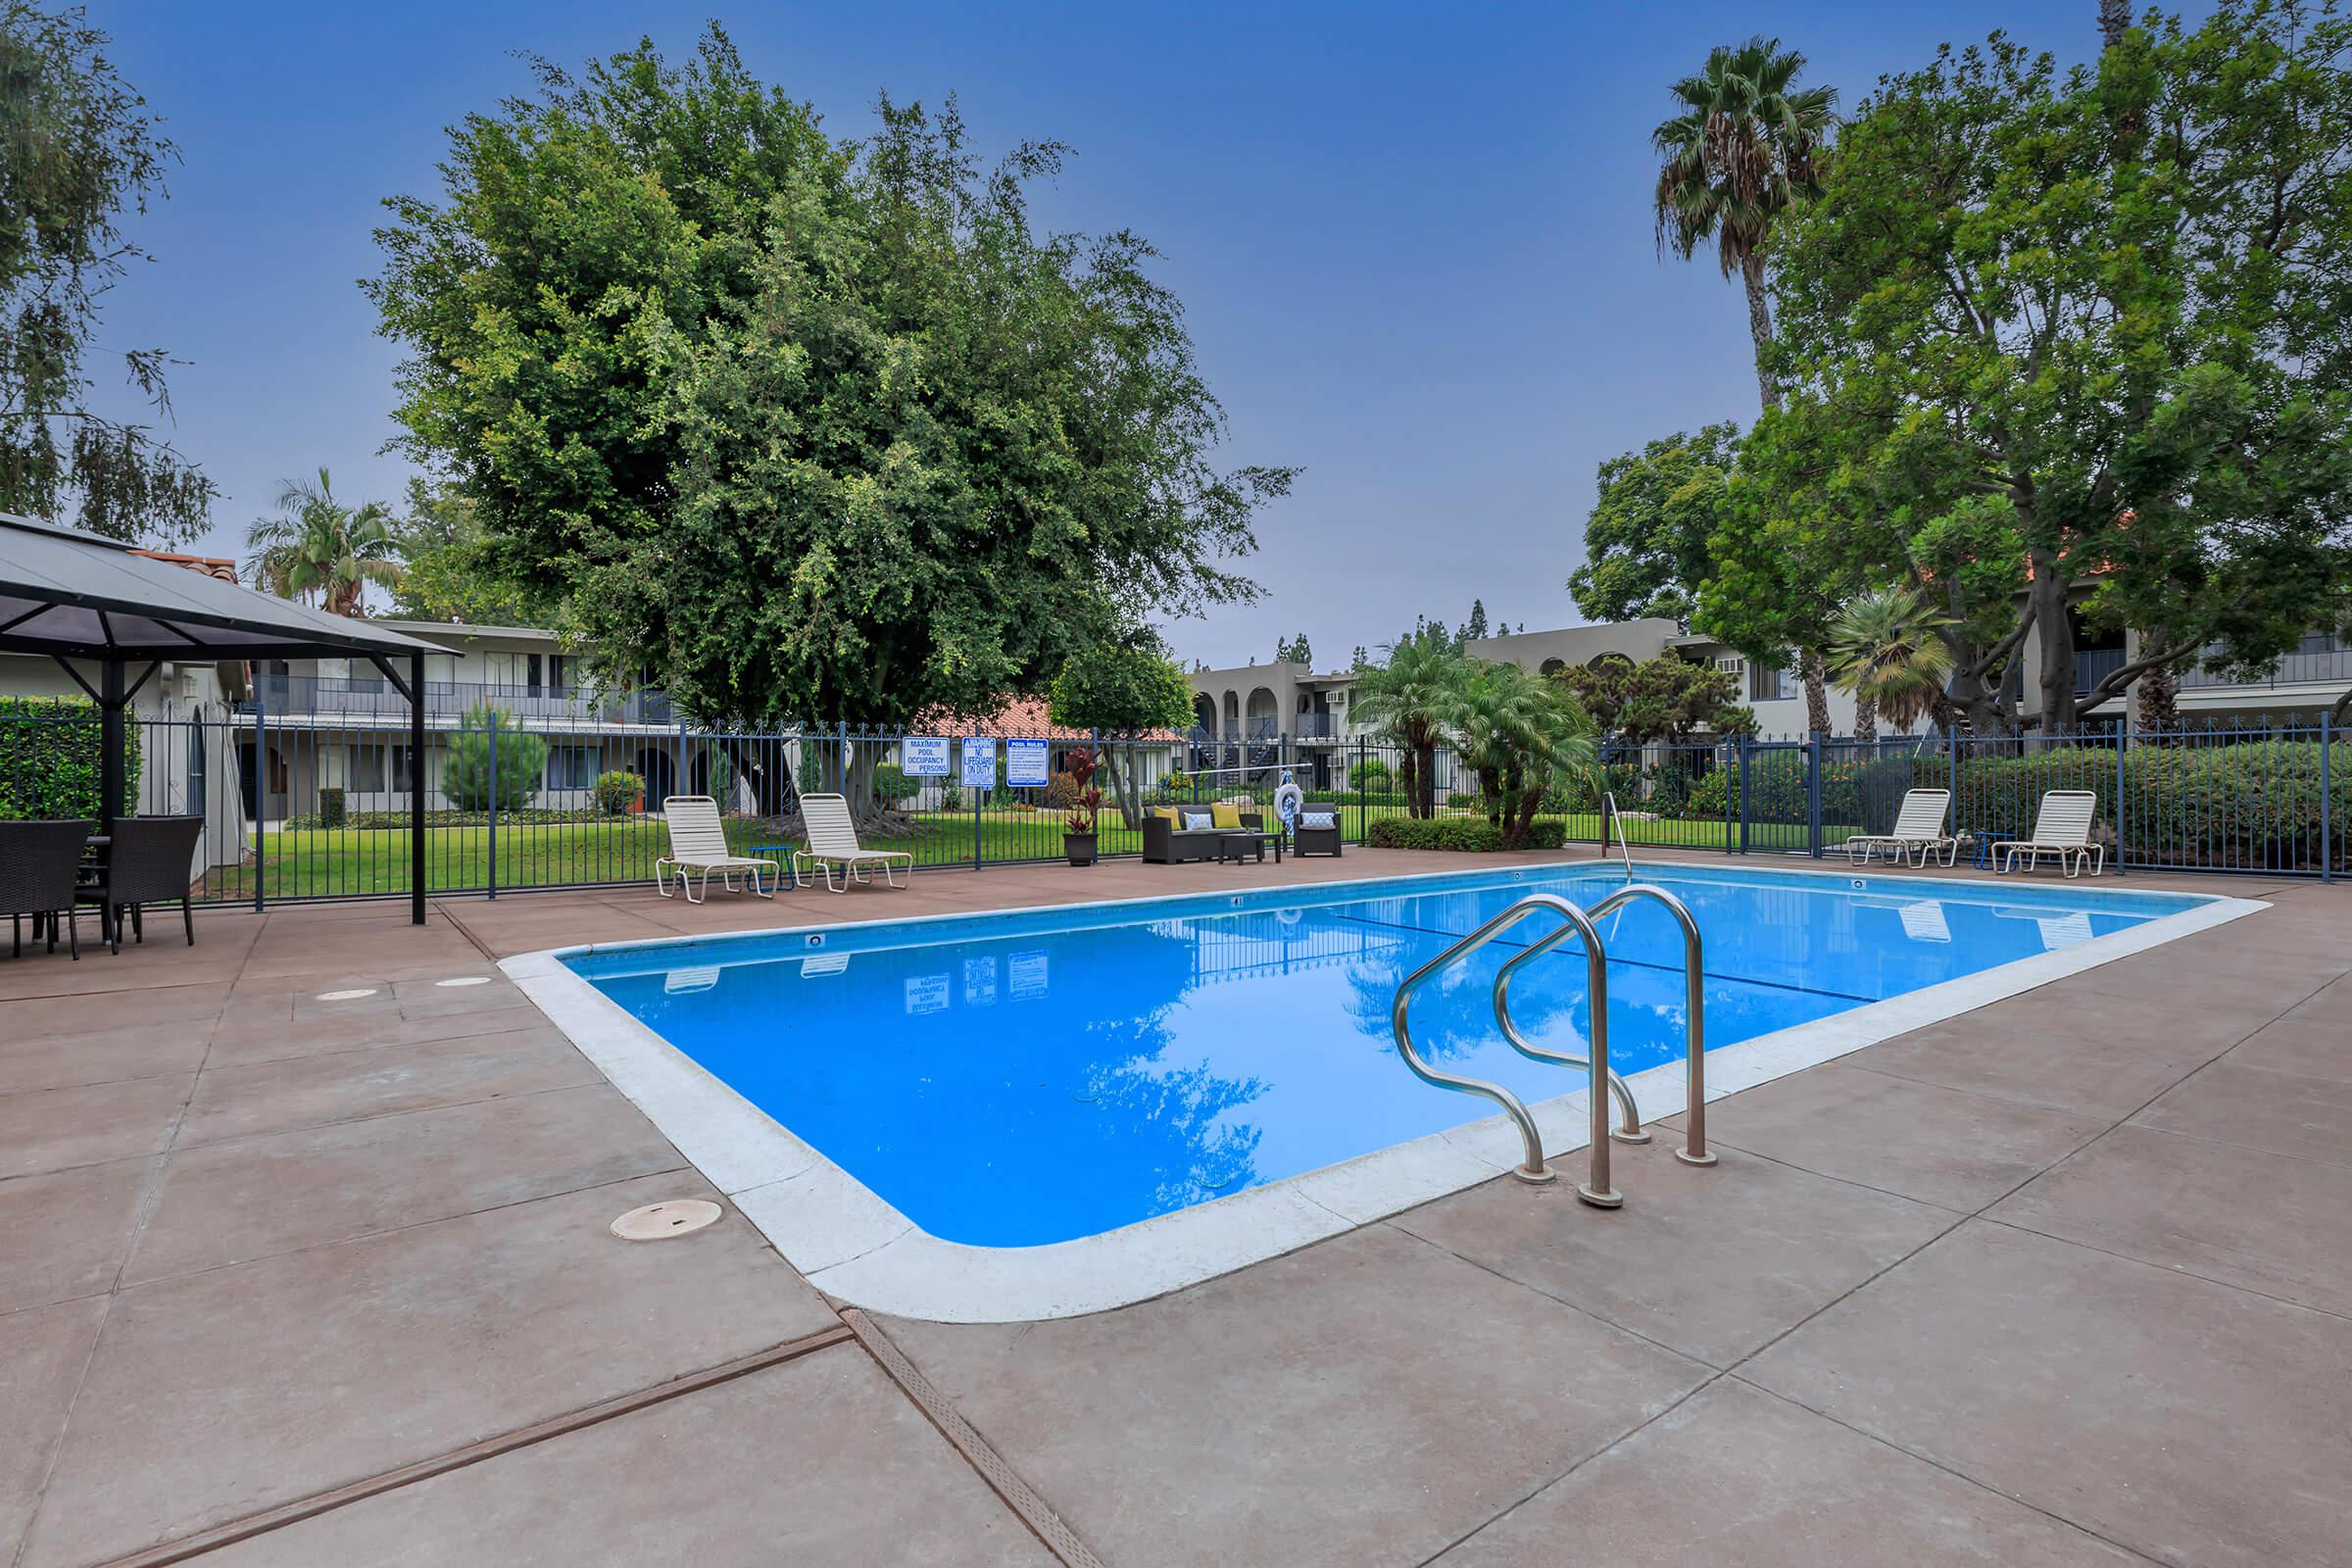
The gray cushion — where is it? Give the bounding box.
[1298,810,1337,829]
[1180,810,1214,832]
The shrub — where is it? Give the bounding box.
[1686,766,1731,818]
[1348,757,1392,789]
[1045,770,1082,808]
[594,770,643,814]
[872,763,923,805]
[442,706,546,812]
[1926,740,2351,870]
[1368,816,1568,852]
[0,697,141,818]
[317,786,347,829]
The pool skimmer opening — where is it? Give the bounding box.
[435,975,491,988]
[611,1199,723,1241]
[314,989,377,1002]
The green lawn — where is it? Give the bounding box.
[194,804,1855,901]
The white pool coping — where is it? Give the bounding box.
[500,859,2266,1324]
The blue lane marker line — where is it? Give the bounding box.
[1322,910,1882,1005]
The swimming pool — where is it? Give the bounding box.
[509,861,2252,1320]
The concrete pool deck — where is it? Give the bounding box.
[3,846,2347,1566]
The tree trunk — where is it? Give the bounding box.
[2029,551,2077,735]
[1852,693,1878,744]
[2132,635,2179,737]
[1800,650,1832,735]
[1416,744,1440,818]
[1098,744,1146,829]
[1741,252,1780,414]
[1397,750,1421,820]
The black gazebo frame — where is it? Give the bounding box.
[0,514,448,925]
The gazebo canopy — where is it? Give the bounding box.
[0,513,441,923]
[0,513,443,662]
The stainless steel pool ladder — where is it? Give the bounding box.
[1389,887,1710,1208]
[1600,793,1636,882]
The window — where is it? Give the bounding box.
[347,744,385,792]
[548,654,569,693]
[546,746,600,791]
[1714,657,1743,676]
[1749,664,1790,702]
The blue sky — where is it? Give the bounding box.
[88,1,2120,668]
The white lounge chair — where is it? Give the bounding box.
[654,796,778,904]
[795,793,914,893]
[1844,788,1958,867]
[1996,790,2105,877]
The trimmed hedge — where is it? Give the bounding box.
[1925,742,2352,869]
[1367,816,1568,852]
[0,697,142,819]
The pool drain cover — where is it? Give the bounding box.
[610,1199,722,1241]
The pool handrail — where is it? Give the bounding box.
[1601,792,1636,883]
[1495,882,1715,1173]
[1389,892,1623,1203]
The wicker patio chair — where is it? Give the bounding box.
[90,815,205,954]
[1,818,97,959]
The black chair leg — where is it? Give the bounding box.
[183,896,194,946]
[66,907,76,960]
[11,913,17,959]
[132,904,144,945]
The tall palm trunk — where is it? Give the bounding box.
[1852,692,1878,743]
[1741,252,1779,413]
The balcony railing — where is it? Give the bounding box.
[2179,647,2352,691]
[238,673,677,726]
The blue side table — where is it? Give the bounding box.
[1972,832,2018,870]
[747,843,801,889]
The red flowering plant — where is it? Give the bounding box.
[1062,749,1103,835]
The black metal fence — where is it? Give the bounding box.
[1,700,2341,906]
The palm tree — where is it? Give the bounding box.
[243,467,405,616]
[1823,587,1957,740]
[1351,636,1468,818]
[1652,37,1836,415]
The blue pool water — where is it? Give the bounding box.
[567,864,2204,1247]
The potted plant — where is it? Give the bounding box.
[1062,749,1102,866]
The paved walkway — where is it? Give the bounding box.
[3,849,2346,1566]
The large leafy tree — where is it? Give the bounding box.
[388,478,552,627]
[242,468,405,617]
[0,1,212,543]
[1739,7,2352,736]
[368,29,1288,728]
[1568,422,1739,628]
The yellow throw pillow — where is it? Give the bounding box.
[1156,806,1186,828]
[1210,803,1244,829]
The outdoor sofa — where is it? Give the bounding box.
[1144,804,1263,863]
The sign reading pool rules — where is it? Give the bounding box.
[903,736,950,777]
[961,738,999,789]
[1005,738,1050,789]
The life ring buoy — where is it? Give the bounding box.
[1273,780,1304,830]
